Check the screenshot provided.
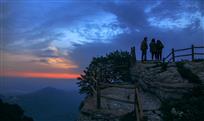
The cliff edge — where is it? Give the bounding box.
[77,61,204,121]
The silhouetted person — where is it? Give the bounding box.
[140,37,148,61]
[156,40,164,61]
[149,38,156,60]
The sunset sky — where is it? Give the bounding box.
[0,0,204,79]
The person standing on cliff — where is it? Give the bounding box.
[140,37,148,62]
[149,38,156,61]
[156,40,164,61]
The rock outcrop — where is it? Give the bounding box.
[183,61,204,83]
[78,61,204,121]
[130,61,204,121]
[131,62,194,100]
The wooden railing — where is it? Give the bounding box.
[90,77,143,121]
[163,45,204,62]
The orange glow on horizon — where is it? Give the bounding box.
[0,71,80,79]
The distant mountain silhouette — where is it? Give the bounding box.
[35,87,64,92]
[0,94,5,99]
[19,87,69,97]
[0,99,34,121]
[13,87,84,121]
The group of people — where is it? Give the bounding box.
[140,37,164,61]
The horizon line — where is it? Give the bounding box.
[0,71,80,79]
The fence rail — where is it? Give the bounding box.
[195,46,204,48]
[163,44,204,62]
[99,82,135,89]
[100,95,135,104]
[90,79,143,121]
[174,47,191,52]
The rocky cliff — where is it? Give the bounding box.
[77,61,204,121]
[130,61,204,121]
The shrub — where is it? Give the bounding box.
[161,90,204,121]
[79,100,85,110]
[161,61,203,121]
[176,62,201,84]
[77,50,132,95]
[120,111,136,121]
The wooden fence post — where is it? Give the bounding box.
[96,67,101,109]
[96,79,101,109]
[134,84,140,121]
[172,48,175,62]
[192,44,194,61]
[131,46,136,65]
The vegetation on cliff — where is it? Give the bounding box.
[176,62,201,84]
[77,48,204,121]
[161,61,203,121]
[161,88,204,121]
[77,50,132,95]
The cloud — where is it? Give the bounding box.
[146,0,204,30]
[0,51,78,74]
[72,12,127,43]
[101,1,148,30]
[46,57,78,69]
[50,11,128,51]
[1,0,204,77]
[147,13,195,30]
[144,0,161,13]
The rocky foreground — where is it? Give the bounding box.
[77,61,204,121]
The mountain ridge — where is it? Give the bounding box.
[5,86,85,121]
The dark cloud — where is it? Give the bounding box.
[101,1,148,30]
[1,0,204,74]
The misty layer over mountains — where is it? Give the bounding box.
[0,77,79,96]
[0,77,85,121]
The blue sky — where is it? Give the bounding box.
[0,0,204,78]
